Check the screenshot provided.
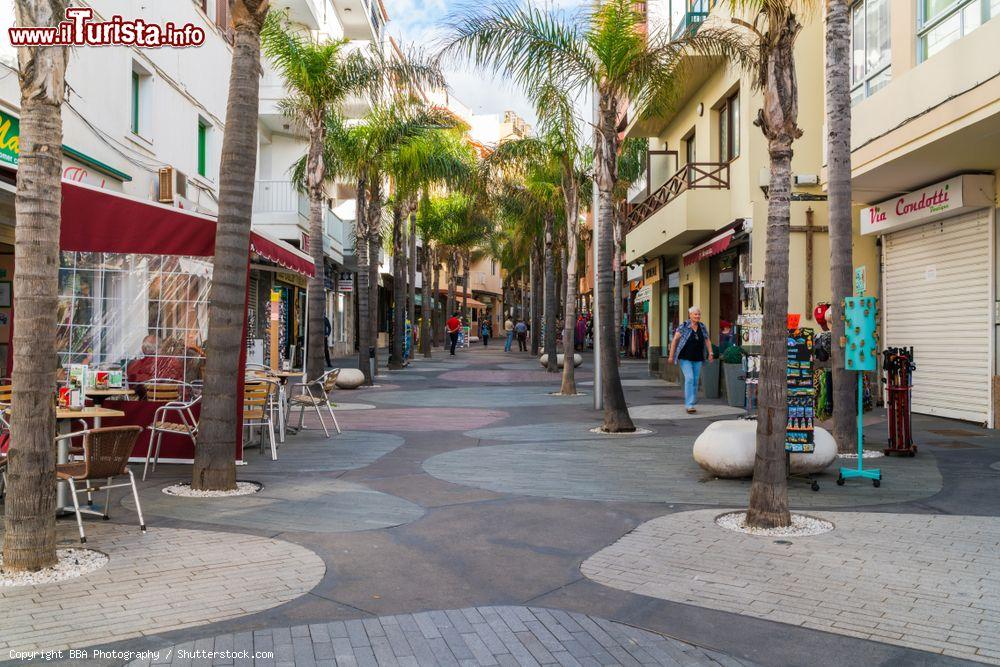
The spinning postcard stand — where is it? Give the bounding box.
[837,295,882,487]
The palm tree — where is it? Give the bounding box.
[3,0,69,572]
[826,0,854,453]
[195,0,271,492]
[615,137,647,354]
[263,24,445,381]
[443,0,713,431]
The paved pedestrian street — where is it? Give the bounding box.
[3,346,1000,667]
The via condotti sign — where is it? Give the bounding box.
[860,174,995,236]
[0,110,19,168]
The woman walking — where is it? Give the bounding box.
[668,306,714,414]
[481,320,492,347]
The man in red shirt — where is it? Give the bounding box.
[446,312,462,356]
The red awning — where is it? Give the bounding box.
[250,230,315,277]
[682,229,735,266]
[59,179,315,277]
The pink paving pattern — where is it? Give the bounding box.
[438,370,593,384]
[324,408,509,432]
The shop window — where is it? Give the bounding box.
[850,0,891,102]
[57,252,211,386]
[919,0,997,62]
[717,89,740,162]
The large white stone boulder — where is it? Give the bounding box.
[335,368,365,389]
[693,419,837,478]
[538,353,583,368]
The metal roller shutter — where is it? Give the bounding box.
[882,209,992,424]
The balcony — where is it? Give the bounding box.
[624,162,731,264]
[272,0,322,31]
[253,180,307,217]
[252,180,346,262]
[625,162,730,229]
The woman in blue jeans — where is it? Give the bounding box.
[668,306,714,414]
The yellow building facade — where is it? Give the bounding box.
[847,0,1000,426]
[625,3,877,377]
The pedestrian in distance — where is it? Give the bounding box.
[515,318,528,352]
[447,312,462,356]
[668,306,714,414]
[324,316,333,368]
[481,320,492,347]
[504,316,514,352]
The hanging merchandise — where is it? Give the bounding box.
[837,295,882,487]
[786,328,815,453]
[814,368,832,421]
[813,331,831,362]
[738,281,764,417]
[883,347,918,456]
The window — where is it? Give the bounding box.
[919,0,998,61]
[851,0,891,102]
[130,62,152,139]
[684,130,696,184]
[717,90,740,162]
[130,72,140,135]
[197,120,209,177]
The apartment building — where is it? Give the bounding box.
[846,0,1000,426]
[623,0,879,377]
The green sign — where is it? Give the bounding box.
[854,265,866,297]
[0,110,18,167]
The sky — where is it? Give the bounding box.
[386,0,588,127]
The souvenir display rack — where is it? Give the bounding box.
[786,327,815,453]
[737,281,764,416]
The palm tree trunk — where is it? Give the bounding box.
[355,174,372,382]
[747,14,802,529]
[462,250,470,321]
[195,0,270,491]
[368,233,380,365]
[560,179,579,395]
[4,0,68,572]
[530,246,542,356]
[304,123,326,382]
[827,0,855,454]
[595,100,635,432]
[421,243,433,357]
[432,250,442,347]
[389,204,406,369]
[407,209,417,350]
[544,215,558,372]
[446,251,457,326]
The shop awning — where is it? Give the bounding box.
[59,179,315,276]
[682,229,735,266]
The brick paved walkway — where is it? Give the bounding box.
[0,525,324,653]
[126,606,753,667]
[582,509,1000,664]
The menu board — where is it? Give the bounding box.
[786,327,815,453]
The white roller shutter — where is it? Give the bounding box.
[882,209,992,424]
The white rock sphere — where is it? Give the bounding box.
[538,354,584,368]
[335,368,365,389]
[693,419,837,478]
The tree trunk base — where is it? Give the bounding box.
[192,467,236,492]
[745,506,792,529]
[601,413,636,433]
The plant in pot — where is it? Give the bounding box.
[702,343,722,399]
[721,345,746,408]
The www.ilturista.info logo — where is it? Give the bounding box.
[9,7,206,48]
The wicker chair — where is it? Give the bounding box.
[285,369,341,438]
[143,381,200,480]
[55,426,146,544]
[244,380,278,460]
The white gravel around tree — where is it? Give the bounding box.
[0,548,108,587]
[163,481,262,497]
[716,511,834,537]
[589,426,654,436]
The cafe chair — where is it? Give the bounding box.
[55,425,146,544]
[142,379,191,403]
[244,380,277,460]
[285,369,341,438]
[144,384,201,480]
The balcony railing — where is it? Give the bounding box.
[624,161,730,229]
[253,180,307,214]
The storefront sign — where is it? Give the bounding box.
[683,229,735,266]
[860,174,995,236]
[0,109,19,167]
[276,270,307,289]
[643,259,661,284]
[337,272,353,293]
[635,284,652,304]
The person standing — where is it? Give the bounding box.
[668,306,714,414]
[324,316,333,368]
[515,319,528,352]
[481,320,491,347]
[503,316,514,352]
[575,314,586,351]
[447,312,462,356]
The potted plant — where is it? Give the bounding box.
[721,345,746,408]
[702,343,722,399]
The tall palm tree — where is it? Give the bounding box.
[195,0,271,492]
[263,24,445,380]
[4,0,68,572]
[615,137,647,354]
[826,0,854,453]
[444,0,718,431]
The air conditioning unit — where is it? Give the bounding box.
[157,166,188,203]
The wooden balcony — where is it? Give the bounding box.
[624,162,730,230]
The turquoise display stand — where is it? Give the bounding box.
[837,295,881,487]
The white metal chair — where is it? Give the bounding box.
[143,380,200,480]
[285,369,341,438]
